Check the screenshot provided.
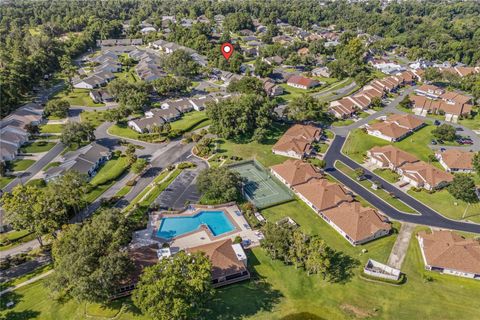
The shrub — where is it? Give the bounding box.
[126,179,137,186]
[233,236,243,244]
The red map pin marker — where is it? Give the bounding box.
[221,43,234,60]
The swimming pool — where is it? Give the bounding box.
[156,211,235,240]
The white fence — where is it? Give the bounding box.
[364,259,401,281]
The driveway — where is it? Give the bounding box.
[155,156,208,209]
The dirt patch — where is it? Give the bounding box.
[340,304,375,319]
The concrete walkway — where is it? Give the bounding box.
[387,223,416,269]
[0,270,53,296]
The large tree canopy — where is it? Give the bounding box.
[197,167,244,204]
[132,251,213,320]
[206,94,276,142]
[49,208,133,303]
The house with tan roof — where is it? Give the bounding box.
[186,238,250,287]
[329,97,357,119]
[435,149,476,173]
[272,124,322,159]
[293,178,354,213]
[270,159,323,187]
[367,145,419,171]
[397,161,453,190]
[410,93,473,123]
[322,202,391,245]
[417,230,480,280]
[366,114,425,142]
[415,84,445,99]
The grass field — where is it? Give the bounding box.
[343,125,441,164]
[373,168,401,183]
[39,123,64,134]
[5,198,480,319]
[108,123,141,140]
[407,188,480,223]
[89,156,129,187]
[170,111,210,132]
[10,159,35,172]
[0,176,14,188]
[42,162,61,171]
[335,161,418,214]
[19,141,56,153]
[80,110,107,127]
[0,230,36,252]
[214,123,289,168]
[52,88,105,107]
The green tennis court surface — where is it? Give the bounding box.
[229,160,294,209]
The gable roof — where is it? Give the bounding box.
[369,145,419,168]
[386,114,424,130]
[367,121,410,140]
[418,230,480,274]
[323,202,391,242]
[287,75,318,88]
[400,161,454,187]
[436,149,475,170]
[293,178,354,212]
[270,159,323,186]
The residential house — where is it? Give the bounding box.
[410,93,473,123]
[73,71,115,89]
[366,114,425,142]
[270,159,323,188]
[417,230,480,280]
[89,89,113,103]
[435,149,475,173]
[128,116,165,133]
[415,84,445,99]
[312,67,331,78]
[272,124,322,159]
[397,161,453,190]
[44,143,111,181]
[186,239,250,287]
[293,178,354,213]
[329,98,357,119]
[286,75,319,90]
[322,202,391,245]
[367,145,419,171]
[263,80,284,97]
[146,108,181,122]
[297,47,310,56]
[160,99,194,113]
[189,96,216,111]
[263,56,284,66]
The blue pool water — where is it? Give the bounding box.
[157,211,235,240]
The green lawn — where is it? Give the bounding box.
[115,185,132,198]
[0,176,14,188]
[373,168,401,183]
[459,110,480,130]
[84,156,130,203]
[10,159,35,172]
[213,123,290,167]
[80,110,107,128]
[115,69,140,83]
[0,230,36,252]
[332,119,354,127]
[42,161,61,171]
[89,156,129,187]
[2,199,480,319]
[19,141,56,153]
[40,124,64,134]
[108,123,141,140]
[407,188,480,224]
[52,88,105,107]
[343,125,442,164]
[170,111,210,132]
[335,161,418,214]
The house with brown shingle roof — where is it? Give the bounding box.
[415,84,445,99]
[329,98,357,119]
[410,93,473,123]
[270,159,323,187]
[367,145,419,171]
[272,124,322,159]
[417,230,480,280]
[322,202,391,245]
[366,114,425,142]
[293,178,354,213]
[435,149,476,173]
[398,161,453,190]
[186,238,250,287]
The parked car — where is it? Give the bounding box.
[438,139,444,144]
[440,148,446,152]
[431,139,437,145]
[455,127,464,131]
[434,120,441,126]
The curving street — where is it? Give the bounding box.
[324,86,480,233]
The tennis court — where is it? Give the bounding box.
[229,160,294,209]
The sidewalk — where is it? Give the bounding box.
[387,222,416,269]
[0,270,53,296]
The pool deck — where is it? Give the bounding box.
[131,204,261,251]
